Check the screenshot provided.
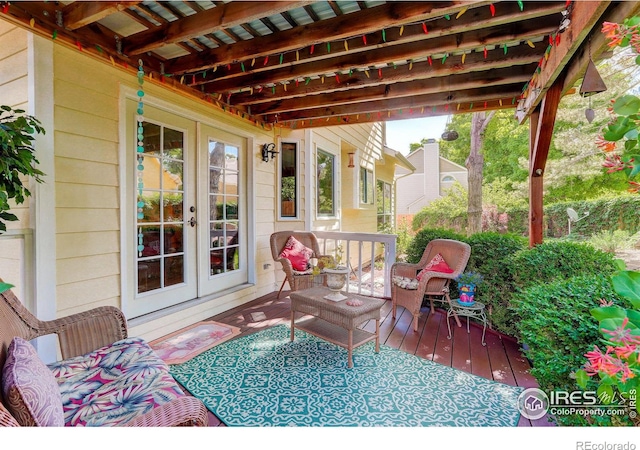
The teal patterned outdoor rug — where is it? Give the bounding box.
[169,325,523,426]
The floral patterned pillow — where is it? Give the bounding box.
[2,337,64,426]
[278,235,314,271]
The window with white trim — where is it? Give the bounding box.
[279,142,298,219]
[317,149,335,216]
[360,167,374,205]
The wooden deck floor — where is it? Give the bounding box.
[179,290,553,427]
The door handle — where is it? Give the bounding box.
[188,217,196,227]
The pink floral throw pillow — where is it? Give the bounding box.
[2,337,64,426]
[278,235,314,271]
[416,253,454,281]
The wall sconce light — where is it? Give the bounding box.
[348,152,355,168]
[261,143,279,162]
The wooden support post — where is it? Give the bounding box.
[528,74,563,247]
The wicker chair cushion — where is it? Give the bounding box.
[278,235,314,271]
[47,337,185,426]
[392,276,419,290]
[2,337,65,426]
[416,253,454,281]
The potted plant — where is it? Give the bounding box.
[0,106,45,233]
[455,271,484,305]
[311,245,349,301]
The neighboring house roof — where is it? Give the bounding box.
[382,145,415,172]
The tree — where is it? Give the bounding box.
[466,111,495,234]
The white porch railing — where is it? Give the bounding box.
[314,231,396,298]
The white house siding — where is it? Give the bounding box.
[396,142,468,221]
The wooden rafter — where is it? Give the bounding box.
[165,1,501,74]
[202,19,557,94]
[123,1,310,56]
[63,1,141,30]
[247,64,535,116]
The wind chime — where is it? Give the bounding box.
[580,38,607,123]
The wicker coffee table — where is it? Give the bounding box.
[290,286,386,368]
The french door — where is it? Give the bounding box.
[126,100,198,318]
[125,100,248,318]
[197,124,247,295]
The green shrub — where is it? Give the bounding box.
[465,232,528,336]
[513,274,625,426]
[508,241,619,288]
[587,229,638,254]
[405,228,467,264]
[506,195,640,238]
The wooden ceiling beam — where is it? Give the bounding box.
[63,2,141,30]
[174,1,563,80]
[229,44,542,105]
[281,98,512,128]
[124,1,309,56]
[249,64,535,115]
[203,19,555,93]
[516,1,611,123]
[165,1,508,74]
[263,84,523,122]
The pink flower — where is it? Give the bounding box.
[599,298,614,307]
[602,154,627,173]
[596,136,617,153]
[601,318,640,346]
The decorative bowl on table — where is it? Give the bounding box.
[324,266,349,301]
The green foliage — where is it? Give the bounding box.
[482,177,528,211]
[505,195,640,238]
[394,217,413,258]
[465,232,528,336]
[513,274,625,426]
[509,241,619,289]
[0,106,45,232]
[588,229,639,253]
[411,182,468,232]
[575,270,640,426]
[405,228,466,264]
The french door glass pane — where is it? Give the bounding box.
[137,122,186,294]
[208,140,241,276]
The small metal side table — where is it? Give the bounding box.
[446,299,487,346]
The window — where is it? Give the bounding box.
[208,140,240,275]
[377,180,393,231]
[280,142,297,218]
[442,175,455,182]
[360,167,374,205]
[317,150,335,216]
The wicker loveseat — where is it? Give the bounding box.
[0,285,208,427]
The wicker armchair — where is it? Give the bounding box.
[391,239,471,332]
[270,231,328,299]
[0,285,208,427]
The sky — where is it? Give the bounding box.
[385,115,450,155]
